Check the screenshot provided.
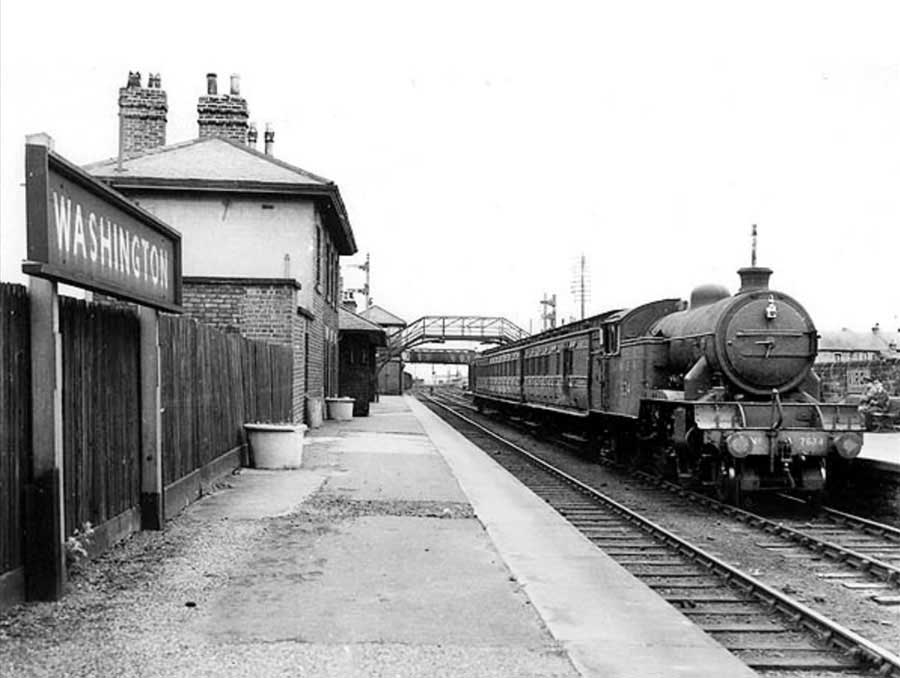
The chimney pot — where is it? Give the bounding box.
[230,74,240,96]
[264,123,274,156]
[206,73,218,95]
[247,122,258,146]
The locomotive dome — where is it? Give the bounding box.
[689,284,730,309]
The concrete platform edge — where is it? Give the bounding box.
[405,395,758,678]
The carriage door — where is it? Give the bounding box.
[591,329,608,411]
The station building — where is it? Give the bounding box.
[85,72,356,424]
[359,304,409,395]
[338,305,386,416]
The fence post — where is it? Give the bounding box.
[25,277,66,600]
[139,307,164,529]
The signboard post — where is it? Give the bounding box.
[25,273,65,600]
[23,134,182,599]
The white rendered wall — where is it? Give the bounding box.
[129,193,319,310]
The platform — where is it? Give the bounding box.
[860,432,900,473]
[0,395,757,678]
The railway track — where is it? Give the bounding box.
[634,473,900,592]
[432,388,900,592]
[421,391,900,677]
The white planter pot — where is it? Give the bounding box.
[244,423,308,469]
[326,397,355,421]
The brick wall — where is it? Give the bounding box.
[182,278,308,422]
[308,295,324,400]
[119,72,167,157]
[815,359,900,401]
[306,293,341,401]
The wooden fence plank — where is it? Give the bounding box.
[58,298,140,537]
[159,316,293,483]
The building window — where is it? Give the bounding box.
[316,225,322,291]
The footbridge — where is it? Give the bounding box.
[380,316,529,367]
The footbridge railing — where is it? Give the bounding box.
[380,316,529,367]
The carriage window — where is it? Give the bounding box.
[602,325,619,354]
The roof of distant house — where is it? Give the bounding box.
[84,137,356,254]
[819,327,900,353]
[360,304,407,328]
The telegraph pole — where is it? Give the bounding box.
[570,254,590,320]
[579,254,586,320]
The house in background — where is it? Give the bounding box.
[817,325,900,363]
[85,72,356,424]
[815,324,900,399]
[359,304,409,395]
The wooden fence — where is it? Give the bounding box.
[159,315,293,486]
[60,297,142,537]
[0,284,30,578]
[2,287,294,595]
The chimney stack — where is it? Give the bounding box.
[118,70,168,159]
[197,72,249,143]
[264,123,275,155]
[247,122,258,147]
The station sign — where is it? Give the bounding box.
[24,140,182,312]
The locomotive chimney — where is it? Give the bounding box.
[737,266,773,293]
[738,225,772,292]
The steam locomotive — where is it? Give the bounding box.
[472,265,864,505]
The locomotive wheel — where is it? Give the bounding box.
[715,459,743,507]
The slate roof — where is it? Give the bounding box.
[84,137,356,254]
[84,137,330,185]
[339,307,387,345]
[819,328,900,354]
[360,304,407,328]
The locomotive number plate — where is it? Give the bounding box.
[796,435,827,452]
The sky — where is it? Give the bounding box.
[2,1,898,337]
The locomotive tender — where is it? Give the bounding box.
[472,265,864,504]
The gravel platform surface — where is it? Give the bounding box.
[0,418,579,678]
